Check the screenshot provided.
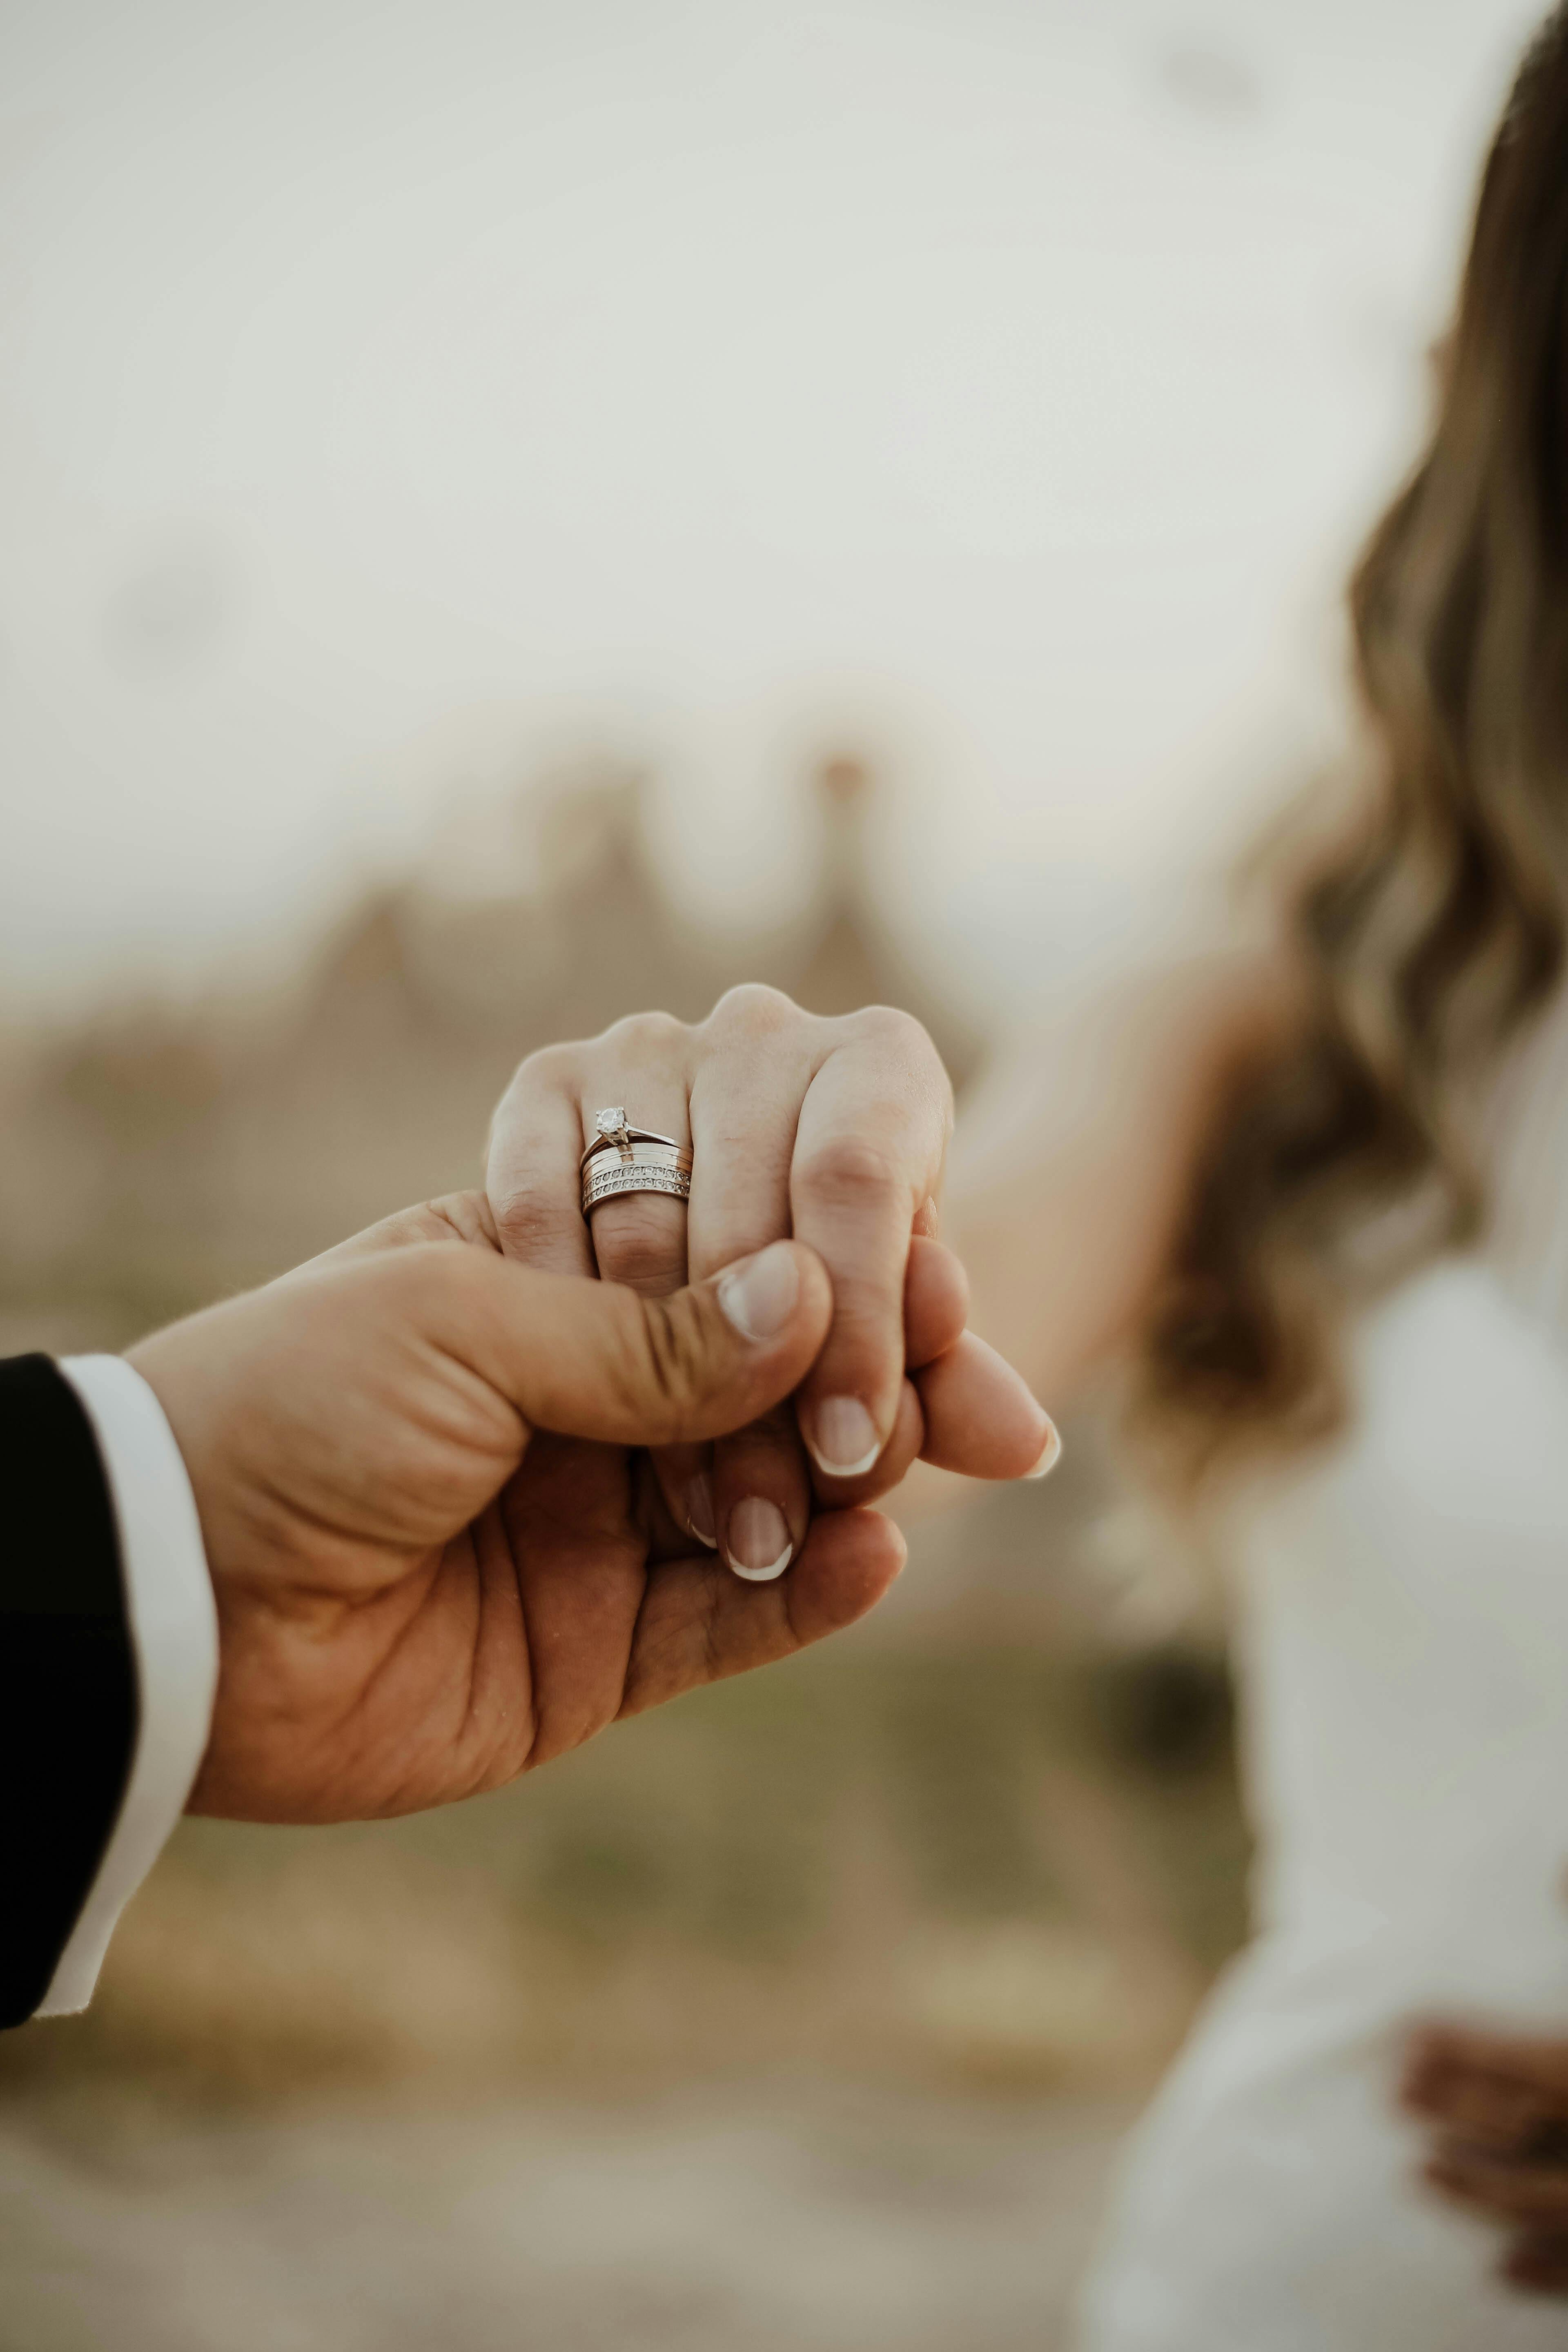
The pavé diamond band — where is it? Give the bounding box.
[580,1110,693,1218]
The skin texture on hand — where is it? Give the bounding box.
[128,1194,906,1826]
[484,990,1057,1579]
[1403,2020,1568,2297]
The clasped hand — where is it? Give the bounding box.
[130,990,1053,1826]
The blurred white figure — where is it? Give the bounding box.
[1075,1251,1568,2349]
[923,12,1568,2341]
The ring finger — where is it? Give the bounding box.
[577,1018,693,1300]
[573,1016,709,1540]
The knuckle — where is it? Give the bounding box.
[847,1004,954,1128]
[508,1040,579,1096]
[853,1001,938,1068]
[706,982,803,1041]
[795,1134,905,1216]
[605,1008,688,1062]
[488,1047,578,1167]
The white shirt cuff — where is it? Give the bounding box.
[36,1355,218,2017]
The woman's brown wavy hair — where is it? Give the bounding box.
[1135,7,1568,1484]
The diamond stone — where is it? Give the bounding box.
[595,1106,628,1136]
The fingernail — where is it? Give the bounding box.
[686,1474,717,1548]
[716,1242,800,1342]
[726,1496,793,1582]
[1025,1421,1063,1480]
[808,1396,882,1479]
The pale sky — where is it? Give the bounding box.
[0,0,1543,1014]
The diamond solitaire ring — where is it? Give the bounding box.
[579,1106,687,1171]
[580,1107,693,1218]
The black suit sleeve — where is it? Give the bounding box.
[0,1354,138,2028]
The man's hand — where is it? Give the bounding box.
[1403,2020,1568,2296]
[128,1195,906,1826]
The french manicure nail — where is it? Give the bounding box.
[1025,1421,1063,1480]
[717,1243,800,1342]
[808,1396,882,1479]
[686,1474,717,1548]
[726,1496,793,1582]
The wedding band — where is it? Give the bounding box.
[579,1104,688,1175]
[581,1138,693,1218]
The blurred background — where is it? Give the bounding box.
[0,1,1542,2344]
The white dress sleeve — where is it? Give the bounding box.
[34,1355,218,2017]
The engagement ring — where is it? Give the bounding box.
[581,1107,693,1218]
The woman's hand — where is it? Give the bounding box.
[129,1194,906,1824]
[485,988,1056,1579]
[1403,2020,1568,2296]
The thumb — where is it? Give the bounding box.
[447,1238,834,1448]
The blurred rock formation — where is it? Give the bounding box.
[0,753,980,1336]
